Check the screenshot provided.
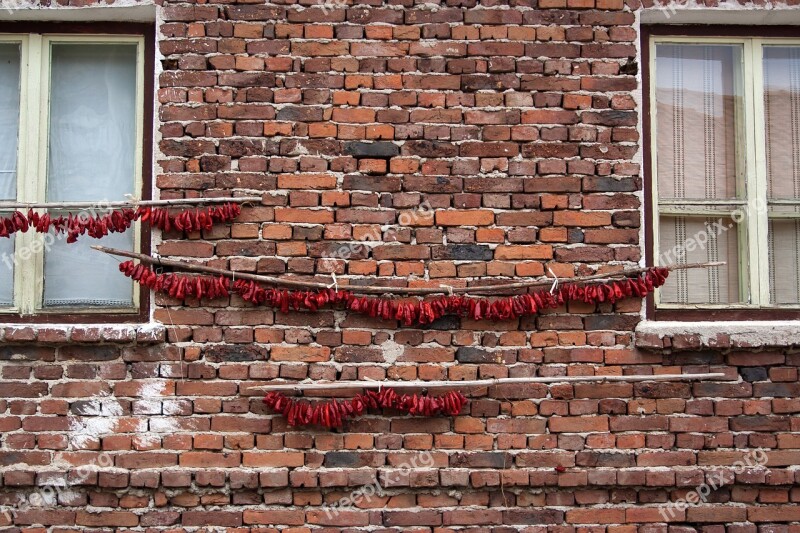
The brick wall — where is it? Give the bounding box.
[1,0,800,530]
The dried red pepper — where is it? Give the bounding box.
[262,389,470,428]
[0,202,241,242]
[119,261,670,326]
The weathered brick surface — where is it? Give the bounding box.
[1,0,799,529]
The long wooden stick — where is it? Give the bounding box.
[92,245,724,296]
[248,373,727,392]
[100,244,720,295]
[0,196,262,210]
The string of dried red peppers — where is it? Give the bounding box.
[0,203,241,243]
[119,260,671,325]
[263,389,469,428]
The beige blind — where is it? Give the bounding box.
[656,44,742,201]
[655,44,744,305]
[659,217,740,304]
[768,220,800,304]
[764,46,800,304]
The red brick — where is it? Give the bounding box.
[2,2,793,526]
[549,416,609,433]
[494,245,554,260]
[436,210,495,226]
[553,211,612,227]
[242,452,305,467]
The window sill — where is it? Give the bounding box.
[0,322,165,344]
[635,320,800,351]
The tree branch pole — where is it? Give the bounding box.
[248,373,727,392]
[0,196,262,210]
[92,245,724,296]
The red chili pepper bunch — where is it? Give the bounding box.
[0,202,242,242]
[263,389,469,428]
[0,211,31,237]
[228,267,670,324]
[134,203,241,233]
[119,260,231,300]
[0,208,137,242]
[119,261,671,324]
[231,280,353,314]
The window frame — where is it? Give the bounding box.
[643,25,800,321]
[0,22,153,324]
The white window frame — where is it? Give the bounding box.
[0,32,145,315]
[650,35,800,310]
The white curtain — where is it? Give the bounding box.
[764,46,800,303]
[0,45,20,306]
[0,43,20,200]
[0,236,14,306]
[44,228,134,307]
[47,43,137,202]
[43,44,137,307]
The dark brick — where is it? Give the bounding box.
[730,416,791,432]
[344,141,400,158]
[576,451,635,468]
[343,174,402,192]
[753,383,800,397]
[583,176,640,192]
[450,452,510,468]
[504,510,565,525]
[419,315,461,330]
[455,347,513,364]
[204,345,266,363]
[57,346,119,361]
[276,106,324,122]
[740,367,769,382]
[0,346,55,361]
[431,245,493,261]
[403,140,458,158]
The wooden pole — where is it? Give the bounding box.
[0,196,262,210]
[92,245,724,296]
[248,373,727,392]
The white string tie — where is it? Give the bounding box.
[328,272,339,293]
[548,267,559,295]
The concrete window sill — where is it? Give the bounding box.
[635,320,800,351]
[0,323,166,344]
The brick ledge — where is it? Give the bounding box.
[635,320,800,351]
[0,322,166,344]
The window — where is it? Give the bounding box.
[649,32,800,311]
[0,29,147,316]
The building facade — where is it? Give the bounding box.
[0,0,799,529]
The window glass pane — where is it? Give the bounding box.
[47,43,137,202]
[0,233,14,307]
[768,219,800,304]
[655,44,744,201]
[0,43,21,200]
[658,216,742,305]
[764,46,800,200]
[43,226,133,308]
